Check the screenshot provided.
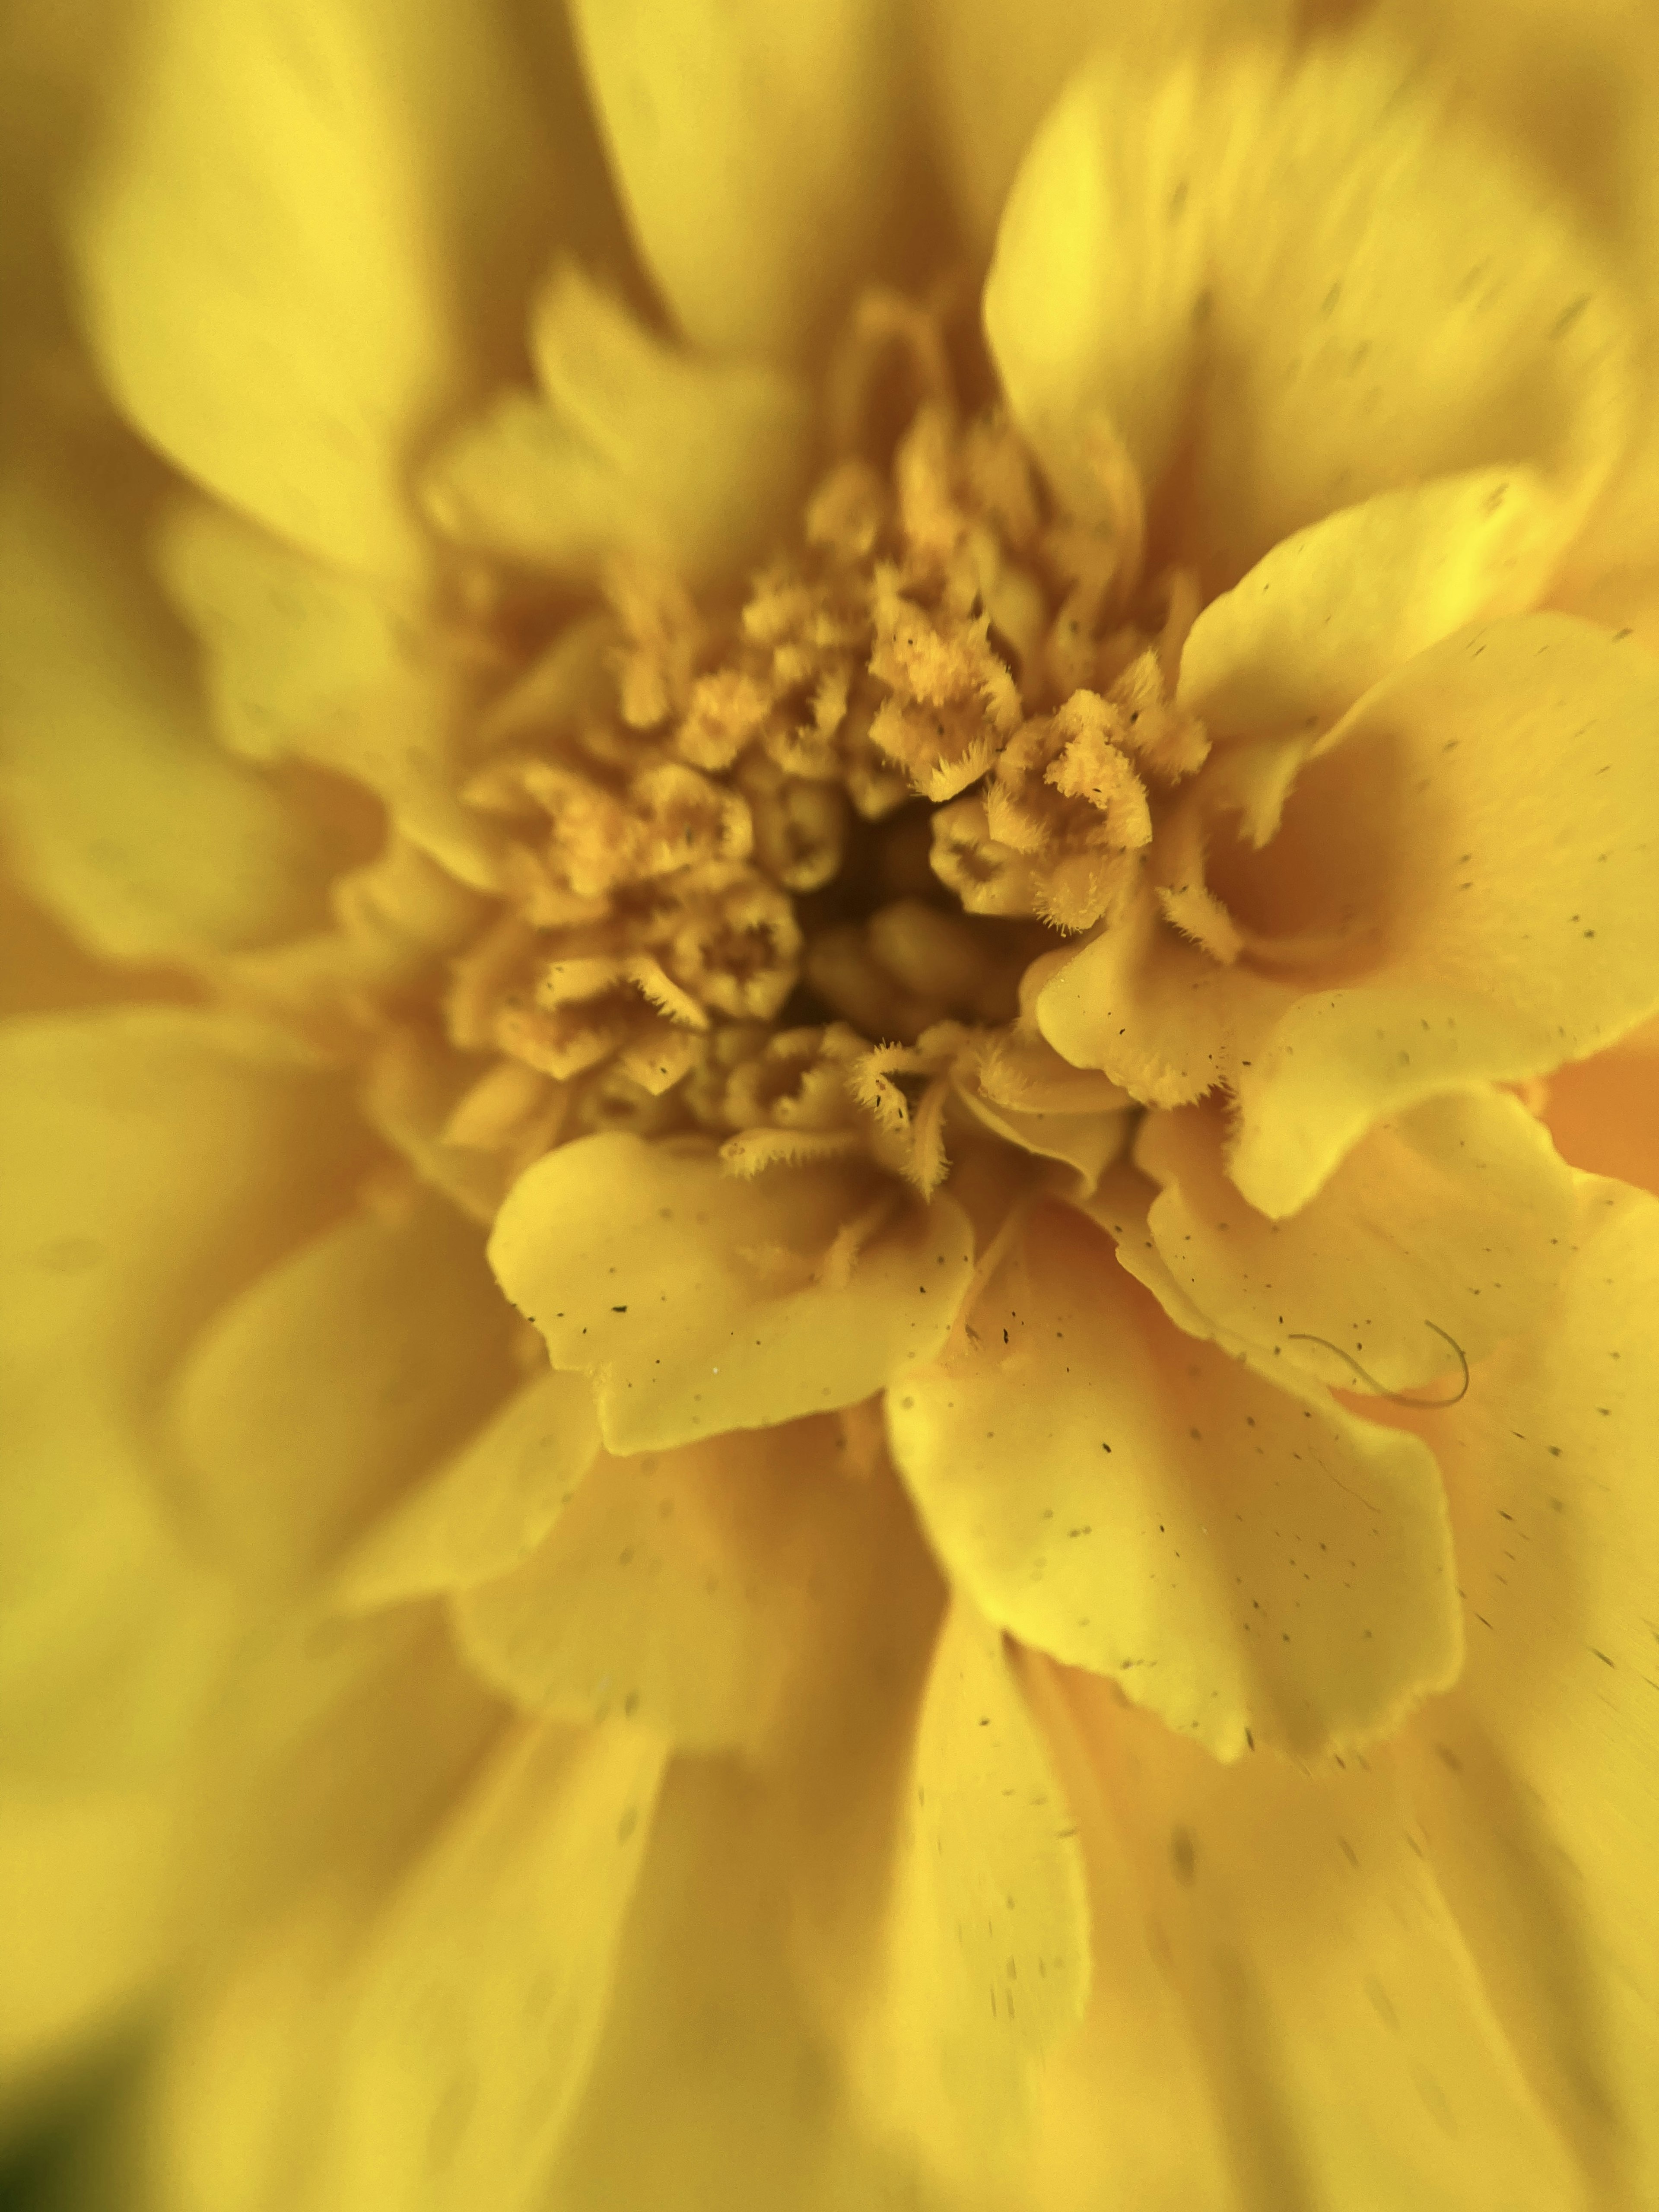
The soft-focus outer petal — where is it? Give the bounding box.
[918,0,1293,254]
[836,1597,1091,2189]
[423,262,813,588]
[69,0,558,578]
[1136,1087,1578,1394]
[0,1782,175,2117]
[1389,1181,1659,2204]
[0,467,332,963]
[887,1201,1459,1758]
[1042,616,1659,1212]
[567,0,917,365]
[489,1134,975,1452]
[1178,469,1570,737]
[313,1720,668,2212]
[169,1189,519,1590]
[455,1417,902,1759]
[0,1011,374,1784]
[987,25,1632,583]
[334,1370,601,1608]
[1060,1671,1585,2212]
[154,497,498,891]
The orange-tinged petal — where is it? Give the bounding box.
[1540,1018,1659,1199]
[918,0,1293,254]
[0,466,333,964]
[887,1201,1459,1758]
[153,497,499,892]
[333,1370,601,1610]
[488,1134,975,1453]
[1136,1086,1578,1394]
[68,0,559,578]
[833,1596,1091,2190]
[0,1011,374,1784]
[987,25,1633,583]
[1387,1180,1659,2203]
[567,0,919,366]
[1178,469,1570,737]
[423,261,813,589]
[455,1415,904,1759]
[169,1189,519,1591]
[317,1719,668,2212]
[1060,1672,1584,2212]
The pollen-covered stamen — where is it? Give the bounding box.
[437,287,1215,1185]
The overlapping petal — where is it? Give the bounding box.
[0,1011,375,1783]
[314,1720,668,2212]
[154,497,499,891]
[334,1370,601,1610]
[987,22,1633,584]
[918,0,1294,255]
[68,0,560,578]
[1055,1670,1586,2212]
[169,1190,520,1590]
[1134,1087,1578,1393]
[887,1199,1460,1758]
[423,262,814,589]
[488,1134,974,1452]
[567,0,919,366]
[832,1596,1091,2189]
[1389,1180,1659,2203]
[1177,469,1570,737]
[454,1415,903,1760]
[1042,616,1659,1213]
[0,465,334,964]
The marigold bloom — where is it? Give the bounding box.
[2,1,1658,2209]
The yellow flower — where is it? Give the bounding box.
[3,1,1658,2208]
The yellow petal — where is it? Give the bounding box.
[170,1189,519,1591]
[455,1414,920,1761]
[887,1201,1459,1758]
[1224,615,1659,1213]
[0,1010,373,1783]
[1036,880,1293,1110]
[1136,1086,1578,1393]
[833,1596,1091,2191]
[488,1134,975,1453]
[1388,1180,1659,2203]
[987,25,1633,582]
[333,1370,601,1610]
[154,497,499,891]
[0,465,332,964]
[1179,469,1571,737]
[0,1780,175,2114]
[1011,1655,1234,2210]
[567,0,919,365]
[1060,1670,1585,2211]
[182,1601,503,1940]
[918,0,1293,254]
[68,0,559,578]
[423,261,813,589]
[1366,0,1659,592]
[318,1719,668,2212]
[543,1754,935,2212]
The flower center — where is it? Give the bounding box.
[440,292,1211,1191]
